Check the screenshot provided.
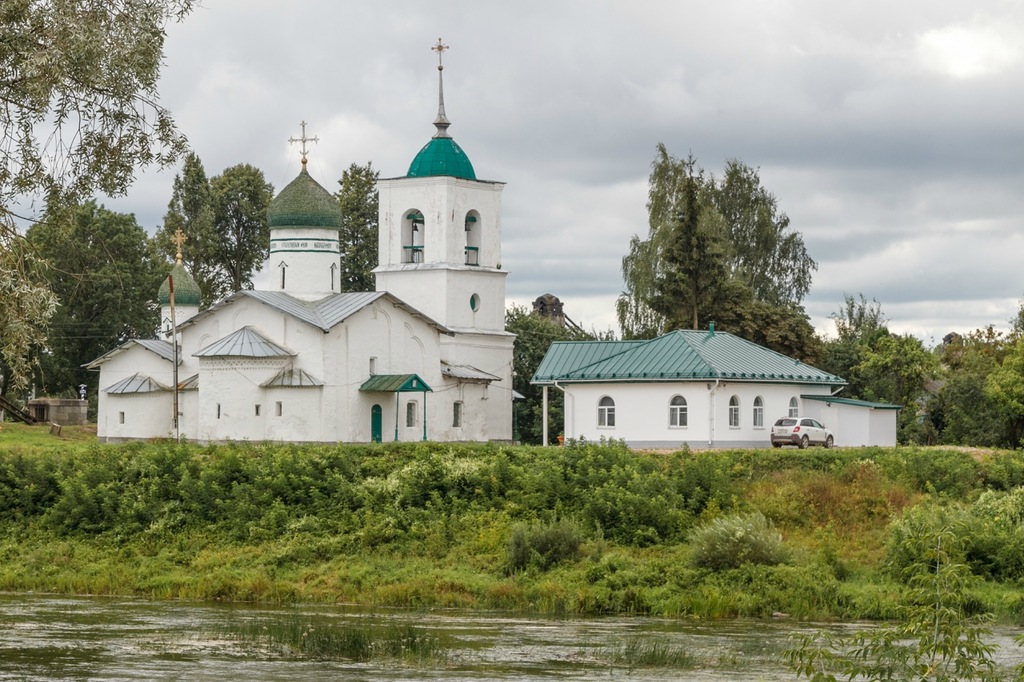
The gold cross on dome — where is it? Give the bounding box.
[288,120,320,165]
[432,38,449,69]
[171,228,187,264]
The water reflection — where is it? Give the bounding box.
[0,594,1020,681]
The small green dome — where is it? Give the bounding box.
[407,137,476,180]
[158,262,201,307]
[267,166,343,228]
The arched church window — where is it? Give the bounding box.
[464,211,480,265]
[404,211,424,263]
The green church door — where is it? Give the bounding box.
[371,404,383,443]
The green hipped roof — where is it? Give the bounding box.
[158,262,201,306]
[359,373,432,393]
[267,166,343,228]
[532,330,846,385]
[407,137,476,180]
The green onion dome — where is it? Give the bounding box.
[158,262,201,307]
[267,166,343,228]
[407,137,476,180]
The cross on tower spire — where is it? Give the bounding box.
[171,228,187,265]
[288,120,320,167]
[431,38,451,139]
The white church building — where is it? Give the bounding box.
[87,50,515,444]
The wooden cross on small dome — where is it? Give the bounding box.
[288,120,320,167]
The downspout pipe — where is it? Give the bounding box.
[552,380,569,444]
[708,379,720,446]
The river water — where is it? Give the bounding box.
[1,594,1021,681]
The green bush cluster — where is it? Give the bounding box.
[505,519,582,573]
[887,487,1024,582]
[687,512,789,570]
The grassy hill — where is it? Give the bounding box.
[1,425,1022,622]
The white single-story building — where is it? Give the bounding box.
[532,328,899,448]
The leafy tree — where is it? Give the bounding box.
[209,164,274,293]
[853,333,938,443]
[506,304,595,445]
[617,145,818,359]
[336,162,379,293]
[709,159,815,306]
[935,327,1014,448]
[986,336,1024,448]
[27,201,161,397]
[152,153,221,305]
[819,293,888,395]
[0,0,194,392]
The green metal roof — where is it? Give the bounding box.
[407,137,476,180]
[359,373,432,393]
[532,330,845,386]
[158,262,201,306]
[267,166,343,228]
[801,394,900,410]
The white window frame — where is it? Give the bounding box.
[789,396,799,417]
[597,396,616,428]
[669,395,687,428]
[728,395,740,428]
[753,396,764,428]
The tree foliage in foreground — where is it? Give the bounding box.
[0,0,195,392]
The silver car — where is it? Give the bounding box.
[771,417,834,449]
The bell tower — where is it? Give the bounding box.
[374,39,507,336]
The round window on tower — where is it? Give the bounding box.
[470,293,480,311]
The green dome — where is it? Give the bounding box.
[407,137,476,180]
[158,262,201,307]
[267,166,343,228]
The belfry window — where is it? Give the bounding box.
[464,212,480,265]
[404,211,424,263]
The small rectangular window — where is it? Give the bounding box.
[118,411,125,424]
[255,404,261,417]
[216,403,221,419]
[369,357,377,375]
[406,400,418,427]
[275,401,283,417]
[453,401,463,428]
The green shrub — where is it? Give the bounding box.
[506,519,582,573]
[688,512,789,570]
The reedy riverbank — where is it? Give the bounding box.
[1,428,1023,623]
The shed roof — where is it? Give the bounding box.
[801,394,901,410]
[83,339,178,369]
[533,330,845,386]
[104,373,169,394]
[261,368,324,388]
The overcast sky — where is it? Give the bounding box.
[106,0,1024,345]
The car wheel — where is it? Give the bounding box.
[772,442,782,448]
[799,435,809,449]
[825,435,834,449]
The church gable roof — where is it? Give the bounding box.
[194,326,295,358]
[533,330,845,385]
[83,339,178,369]
[178,290,451,335]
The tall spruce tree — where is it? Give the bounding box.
[336,162,380,292]
[153,153,222,305]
